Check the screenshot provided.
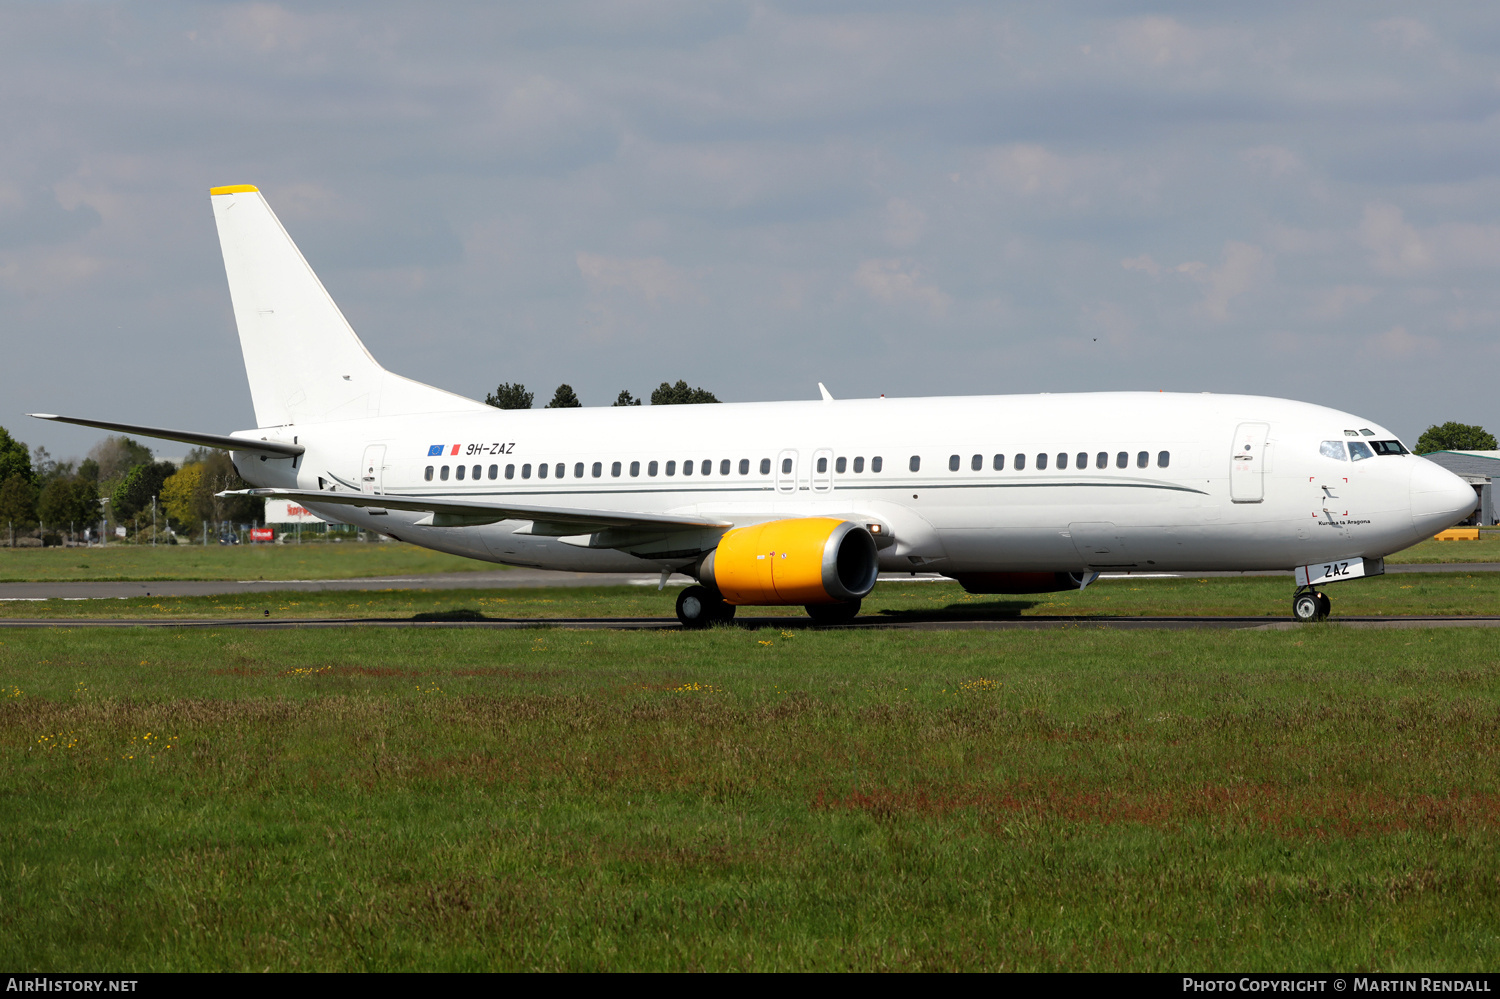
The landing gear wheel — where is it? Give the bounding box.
[805,599,862,626]
[676,586,732,629]
[1292,591,1329,622]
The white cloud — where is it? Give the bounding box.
[853,258,949,315]
[1368,325,1436,357]
[1109,16,1211,68]
[1175,242,1269,321]
[1359,203,1500,275]
[883,199,927,247]
[1241,145,1302,178]
[1121,254,1161,277]
[1372,17,1435,51]
[576,252,694,303]
[1311,285,1376,320]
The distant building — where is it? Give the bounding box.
[264,498,339,525]
[1420,451,1497,526]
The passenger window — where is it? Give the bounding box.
[853,456,865,473]
[1036,453,1048,470]
[682,460,692,476]
[629,461,640,477]
[1076,452,1087,469]
[456,465,466,481]
[1015,453,1026,471]
[993,454,1004,471]
[948,454,960,471]
[665,460,676,476]
[740,459,751,475]
[871,456,883,472]
[472,464,481,480]
[574,463,584,478]
[910,455,921,472]
[836,456,847,473]
[506,464,515,480]
[521,464,531,479]
[817,456,828,473]
[1116,452,1128,469]
[592,462,602,478]
[1137,451,1148,469]
[1157,451,1170,468]
[611,461,621,477]
[441,465,450,481]
[537,463,546,479]
[721,459,731,475]
[1348,441,1374,461]
[648,461,659,476]
[1319,441,1348,461]
[1057,453,1068,470]
[424,466,433,481]
[971,454,982,471]
[1096,452,1107,469]
[555,463,564,479]
[488,465,498,480]
[758,458,770,474]
[782,457,793,474]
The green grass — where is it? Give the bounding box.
[1386,536,1500,563]
[3,625,1499,971]
[0,542,498,582]
[1,572,1496,621]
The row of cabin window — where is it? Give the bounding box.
[421,456,888,482]
[938,450,1170,472]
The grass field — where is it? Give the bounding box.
[0,543,497,582]
[3,625,1498,971]
[1,571,1496,622]
[1386,535,1500,564]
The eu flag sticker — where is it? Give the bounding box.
[427,444,444,456]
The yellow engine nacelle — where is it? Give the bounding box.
[699,518,879,606]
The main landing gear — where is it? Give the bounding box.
[1292,588,1331,623]
[676,585,736,629]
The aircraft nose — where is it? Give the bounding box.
[1409,457,1478,534]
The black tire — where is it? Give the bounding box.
[1316,592,1331,619]
[805,599,861,625]
[677,585,730,629]
[1292,592,1325,622]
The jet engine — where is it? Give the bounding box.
[699,518,879,605]
[949,571,1098,594]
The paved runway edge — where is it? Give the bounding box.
[2,615,1498,631]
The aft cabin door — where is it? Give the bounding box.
[776,450,798,493]
[1229,423,1269,503]
[811,449,834,492]
[360,445,386,494]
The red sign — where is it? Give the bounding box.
[250,528,274,542]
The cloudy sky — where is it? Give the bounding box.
[4,2,1500,460]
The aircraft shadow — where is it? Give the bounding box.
[873,600,1041,621]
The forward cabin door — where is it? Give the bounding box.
[361,444,387,495]
[1229,423,1269,503]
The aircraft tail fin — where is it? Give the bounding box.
[209,185,488,427]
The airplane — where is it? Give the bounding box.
[30,185,1479,627]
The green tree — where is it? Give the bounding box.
[651,380,719,405]
[612,390,642,407]
[88,436,153,483]
[111,461,177,521]
[1415,422,1498,454]
[0,426,33,485]
[37,477,98,531]
[484,383,534,410]
[0,475,38,537]
[545,384,582,408]
[77,458,99,484]
[183,449,261,529]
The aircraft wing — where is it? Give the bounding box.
[227,487,731,535]
[29,414,304,460]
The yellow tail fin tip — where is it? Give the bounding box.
[210,184,259,196]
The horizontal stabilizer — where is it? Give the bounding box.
[225,488,730,535]
[28,414,303,459]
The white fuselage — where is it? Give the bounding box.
[233,391,1476,576]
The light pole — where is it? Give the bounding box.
[98,497,109,548]
[151,496,157,547]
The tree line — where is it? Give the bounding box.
[484,380,720,410]
[0,426,261,546]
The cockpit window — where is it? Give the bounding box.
[1348,441,1374,461]
[1371,440,1408,455]
[1319,441,1347,461]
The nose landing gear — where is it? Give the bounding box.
[1292,588,1331,622]
[676,585,736,628]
